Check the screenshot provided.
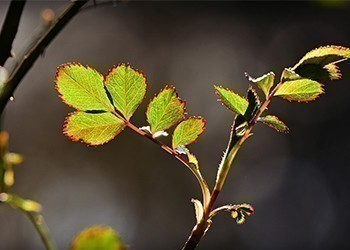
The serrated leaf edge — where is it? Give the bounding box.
[172,116,206,149]
[146,85,187,132]
[104,63,148,120]
[63,111,126,146]
[55,62,112,112]
[293,45,350,69]
[214,85,248,114]
[275,81,325,103]
[259,115,289,134]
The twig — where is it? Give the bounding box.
[182,80,284,250]
[0,0,26,66]
[0,192,56,250]
[110,110,211,207]
[0,0,88,115]
[25,211,57,250]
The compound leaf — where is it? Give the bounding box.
[55,63,114,112]
[215,86,248,115]
[71,225,124,250]
[172,117,206,148]
[274,79,324,102]
[245,72,275,98]
[64,112,125,146]
[293,45,350,69]
[259,115,289,133]
[146,86,185,133]
[105,64,147,120]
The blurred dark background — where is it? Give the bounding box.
[0,0,350,249]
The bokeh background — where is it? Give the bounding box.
[0,0,350,249]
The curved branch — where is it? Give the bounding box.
[0,0,26,66]
[0,0,88,115]
[125,120,211,207]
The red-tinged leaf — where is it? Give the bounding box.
[214,86,248,115]
[172,117,206,148]
[104,64,147,120]
[259,115,289,133]
[324,63,342,80]
[146,86,186,133]
[293,45,350,69]
[64,112,125,146]
[274,78,324,102]
[55,63,114,111]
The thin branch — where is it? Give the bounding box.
[0,193,56,250]
[110,110,211,207]
[0,0,26,66]
[25,211,57,250]
[182,81,285,250]
[0,0,88,115]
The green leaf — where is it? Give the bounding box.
[55,63,114,112]
[245,72,275,98]
[274,79,324,102]
[292,46,350,81]
[105,64,147,120]
[172,117,206,148]
[324,63,342,80]
[293,45,350,69]
[281,68,302,82]
[146,86,185,133]
[64,112,125,146]
[259,115,289,133]
[71,226,124,250]
[231,203,254,225]
[214,86,248,115]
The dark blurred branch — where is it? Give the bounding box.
[0,0,26,66]
[80,0,122,12]
[0,0,88,115]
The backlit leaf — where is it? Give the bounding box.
[293,45,350,69]
[55,63,114,111]
[274,79,324,102]
[259,115,289,133]
[292,46,350,81]
[245,72,275,98]
[71,226,124,250]
[172,117,206,148]
[324,63,342,80]
[105,64,147,120]
[281,68,302,82]
[215,86,248,115]
[146,86,185,133]
[64,112,125,146]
